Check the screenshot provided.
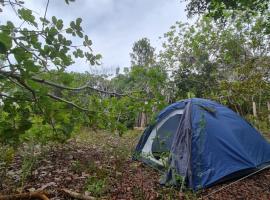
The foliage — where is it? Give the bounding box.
[0,1,104,144]
[0,1,269,198]
[185,0,270,20]
[108,38,170,127]
[0,0,269,147]
[112,65,169,125]
[0,0,169,144]
[159,12,270,128]
[130,37,156,67]
[0,145,15,189]
[84,176,108,197]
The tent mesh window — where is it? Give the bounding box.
[152,114,182,160]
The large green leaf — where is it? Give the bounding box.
[0,32,12,54]
[11,47,31,63]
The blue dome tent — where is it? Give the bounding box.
[133,98,270,190]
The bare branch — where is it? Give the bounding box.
[47,93,90,112]
[32,77,125,96]
[0,190,49,200]
[0,93,34,102]
[42,0,50,31]
[0,69,125,97]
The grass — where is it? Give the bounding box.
[73,128,141,160]
[1,128,187,199]
[72,128,198,199]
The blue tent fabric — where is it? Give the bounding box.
[190,99,270,189]
[157,100,187,121]
[134,98,270,190]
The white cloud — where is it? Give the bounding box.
[0,0,188,73]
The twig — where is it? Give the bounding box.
[8,0,18,16]
[61,188,96,200]
[42,0,50,31]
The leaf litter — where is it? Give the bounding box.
[0,129,269,200]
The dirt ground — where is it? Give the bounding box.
[0,129,270,200]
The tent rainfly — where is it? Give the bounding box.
[133,98,270,190]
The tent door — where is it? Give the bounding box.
[141,109,183,166]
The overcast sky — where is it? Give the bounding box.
[1,0,189,73]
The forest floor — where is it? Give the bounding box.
[0,129,270,200]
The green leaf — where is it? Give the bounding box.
[52,16,57,25]
[56,19,63,30]
[95,54,102,60]
[40,17,50,25]
[65,0,75,4]
[12,47,27,63]
[73,49,84,58]
[76,18,82,25]
[70,21,76,29]
[84,35,92,46]
[48,27,58,37]
[0,32,12,53]
[66,28,73,34]
[18,8,37,27]
[76,31,83,38]
[24,60,39,73]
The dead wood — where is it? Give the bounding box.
[0,191,49,200]
[61,188,96,200]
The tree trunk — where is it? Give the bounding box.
[136,112,141,127]
[252,101,257,117]
[267,101,270,124]
[140,112,146,127]
[135,112,147,128]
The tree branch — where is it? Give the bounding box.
[42,0,50,31]
[0,93,34,102]
[33,77,124,96]
[0,93,12,99]
[0,70,92,112]
[47,93,90,112]
[0,69,126,97]
[2,69,38,101]
[0,191,49,200]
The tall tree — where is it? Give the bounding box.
[159,13,270,122]
[130,37,155,67]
